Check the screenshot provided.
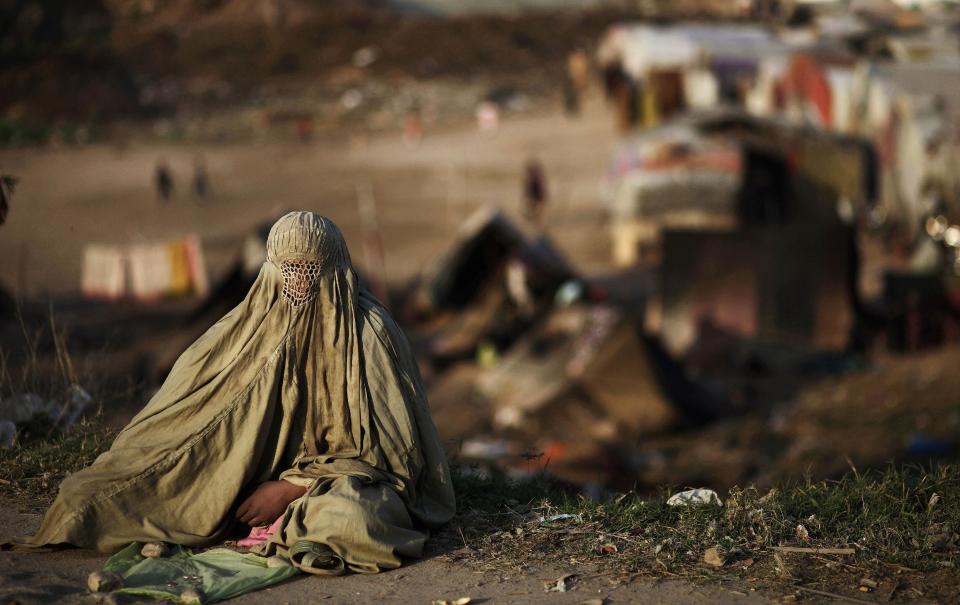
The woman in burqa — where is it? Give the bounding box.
[21,211,456,574]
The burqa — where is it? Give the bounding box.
[20,212,456,575]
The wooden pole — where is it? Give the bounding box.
[354,180,390,308]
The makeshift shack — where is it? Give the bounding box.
[652,224,857,355]
[597,23,786,131]
[606,110,877,267]
[603,110,878,352]
[400,208,575,366]
[606,118,743,266]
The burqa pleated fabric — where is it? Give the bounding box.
[20,212,456,574]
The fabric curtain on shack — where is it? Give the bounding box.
[18,212,456,582]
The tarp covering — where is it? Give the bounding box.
[478,304,680,439]
[410,207,573,314]
[598,24,783,81]
[100,543,299,603]
[403,208,575,363]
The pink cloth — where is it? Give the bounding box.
[237,515,284,548]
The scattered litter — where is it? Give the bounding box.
[476,101,499,133]
[928,493,941,511]
[543,573,575,593]
[703,546,725,567]
[179,588,204,604]
[667,488,722,507]
[772,546,855,555]
[461,438,513,460]
[141,542,172,558]
[352,46,380,68]
[795,524,810,543]
[773,551,793,580]
[554,280,584,307]
[906,433,953,456]
[539,514,581,524]
[0,385,94,448]
[340,89,364,111]
[859,578,878,591]
[88,571,123,593]
[0,420,15,449]
[431,598,471,605]
[598,543,618,555]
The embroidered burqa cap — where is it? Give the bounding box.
[21,211,456,574]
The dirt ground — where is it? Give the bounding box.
[0,502,774,605]
[0,93,616,301]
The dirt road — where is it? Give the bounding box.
[0,97,617,301]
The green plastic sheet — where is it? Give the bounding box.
[101,543,300,603]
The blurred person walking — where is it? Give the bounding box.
[522,158,548,226]
[564,48,590,116]
[0,175,15,226]
[296,116,314,144]
[192,154,210,201]
[155,159,174,202]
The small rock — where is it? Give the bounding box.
[667,488,722,507]
[87,571,123,593]
[703,547,725,567]
[543,573,575,593]
[141,542,172,558]
[598,543,618,555]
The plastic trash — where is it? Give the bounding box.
[666,488,722,507]
[538,513,581,524]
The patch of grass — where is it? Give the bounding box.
[442,464,959,596]
[2,412,956,598]
[0,414,116,508]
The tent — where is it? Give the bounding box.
[400,208,575,365]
